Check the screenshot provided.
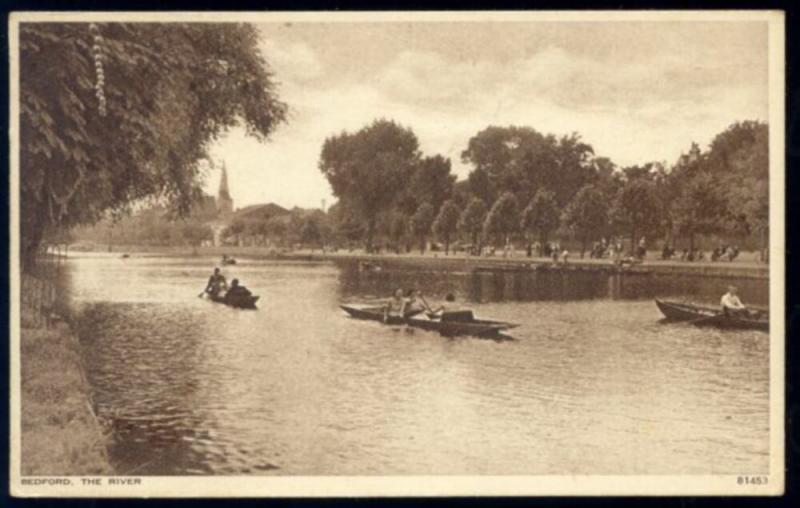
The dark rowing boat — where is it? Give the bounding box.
[208,293,260,310]
[340,303,518,338]
[655,299,768,332]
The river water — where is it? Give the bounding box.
[63,254,769,475]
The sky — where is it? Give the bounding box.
[204,20,769,210]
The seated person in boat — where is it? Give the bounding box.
[384,288,406,322]
[721,285,748,316]
[404,289,431,317]
[425,293,457,318]
[224,278,252,302]
[205,267,228,297]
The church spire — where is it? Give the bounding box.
[216,161,233,216]
[218,161,231,200]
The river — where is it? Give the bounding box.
[62,253,769,475]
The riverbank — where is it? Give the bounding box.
[20,307,113,475]
[81,244,770,280]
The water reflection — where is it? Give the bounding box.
[336,260,768,306]
[62,254,769,475]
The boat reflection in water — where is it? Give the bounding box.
[336,260,768,307]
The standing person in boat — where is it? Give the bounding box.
[204,267,228,298]
[383,288,406,322]
[224,278,252,303]
[721,285,748,317]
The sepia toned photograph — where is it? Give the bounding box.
[9,10,784,497]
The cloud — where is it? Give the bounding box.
[259,39,323,83]
[207,25,769,208]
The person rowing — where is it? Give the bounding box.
[383,288,406,323]
[422,293,456,319]
[202,267,228,298]
[721,285,750,317]
[404,289,429,317]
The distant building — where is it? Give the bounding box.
[204,162,295,247]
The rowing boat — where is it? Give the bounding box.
[655,299,768,332]
[340,303,518,338]
[208,293,260,310]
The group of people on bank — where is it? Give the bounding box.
[661,243,741,262]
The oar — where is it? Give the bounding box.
[419,294,440,319]
[420,294,433,312]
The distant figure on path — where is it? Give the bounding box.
[637,236,647,259]
[721,285,748,317]
[726,245,739,262]
[504,238,513,258]
[204,267,227,298]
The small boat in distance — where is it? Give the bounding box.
[221,255,237,265]
[655,299,768,332]
[340,303,518,338]
[208,293,260,310]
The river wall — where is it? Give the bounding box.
[77,244,769,280]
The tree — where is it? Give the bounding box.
[483,192,519,247]
[300,218,322,251]
[222,219,246,245]
[409,202,435,254]
[462,126,595,208]
[265,216,290,246]
[612,179,662,255]
[19,23,287,269]
[706,121,769,257]
[520,189,560,255]
[462,126,548,206]
[180,221,214,247]
[319,119,420,252]
[458,198,488,254]
[432,200,460,255]
[466,169,495,208]
[388,213,408,254]
[408,155,456,213]
[672,171,728,252]
[561,185,608,257]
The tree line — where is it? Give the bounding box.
[318,119,768,259]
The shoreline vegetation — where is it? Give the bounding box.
[74,244,769,280]
[20,273,113,476]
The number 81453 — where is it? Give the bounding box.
[737,476,768,485]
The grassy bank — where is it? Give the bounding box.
[20,310,113,476]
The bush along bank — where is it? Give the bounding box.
[20,276,113,475]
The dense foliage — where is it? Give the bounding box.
[20,23,287,267]
[318,119,768,257]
